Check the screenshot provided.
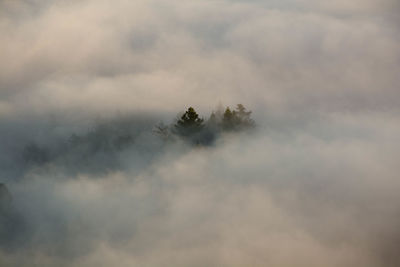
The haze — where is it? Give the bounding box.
[1,0,400,266]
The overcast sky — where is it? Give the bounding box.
[1,0,400,266]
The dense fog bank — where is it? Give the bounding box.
[1,0,400,266]
[1,111,399,267]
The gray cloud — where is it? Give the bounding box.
[1,0,400,266]
[1,0,399,116]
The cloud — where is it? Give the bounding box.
[0,0,399,116]
[2,116,400,266]
[1,0,400,266]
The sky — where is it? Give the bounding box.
[0,0,400,266]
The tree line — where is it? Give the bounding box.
[18,104,255,172]
[154,104,255,145]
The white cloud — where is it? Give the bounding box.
[1,1,399,266]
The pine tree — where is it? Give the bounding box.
[221,104,255,131]
[174,107,204,137]
[222,107,237,130]
[207,112,217,127]
[235,104,255,128]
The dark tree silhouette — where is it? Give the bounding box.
[221,104,254,131]
[154,104,255,145]
[153,122,170,141]
[174,107,204,137]
[207,112,218,129]
[221,107,237,130]
[235,104,255,129]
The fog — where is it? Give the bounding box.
[1,0,400,266]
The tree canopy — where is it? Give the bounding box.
[222,104,255,131]
[174,107,204,137]
[155,104,255,145]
